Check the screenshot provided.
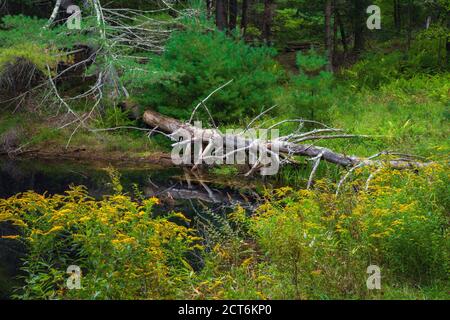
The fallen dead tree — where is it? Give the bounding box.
[140,107,432,193]
[129,81,433,194]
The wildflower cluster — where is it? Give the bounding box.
[0,185,201,299]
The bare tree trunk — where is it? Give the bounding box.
[394,0,401,32]
[141,109,430,172]
[333,0,338,56]
[46,0,62,28]
[241,0,249,35]
[336,9,348,55]
[229,0,238,30]
[352,0,366,53]
[216,0,228,30]
[447,36,450,67]
[325,0,334,71]
[262,0,275,44]
[206,0,212,20]
[407,0,413,50]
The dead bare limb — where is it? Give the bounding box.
[142,109,431,170]
[30,0,192,148]
[137,82,431,191]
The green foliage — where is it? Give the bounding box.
[296,49,328,74]
[273,9,310,48]
[328,73,450,158]
[198,165,449,299]
[0,15,96,98]
[122,30,283,122]
[335,164,450,283]
[0,160,448,300]
[275,49,334,120]
[95,105,136,129]
[28,127,62,147]
[272,1,324,48]
[342,51,404,89]
[0,15,54,47]
[210,166,239,176]
[0,15,94,49]
[0,43,60,75]
[0,0,449,302]
[0,175,200,299]
[343,38,448,89]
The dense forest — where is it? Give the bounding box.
[0,0,448,300]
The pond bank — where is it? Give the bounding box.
[0,157,262,299]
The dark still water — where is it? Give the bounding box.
[0,157,257,299]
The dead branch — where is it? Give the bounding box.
[141,109,431,171]
[32,0,192,147]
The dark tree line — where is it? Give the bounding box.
[206,0,448,69]
[1,0,448,69]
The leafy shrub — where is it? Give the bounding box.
[1,165,448,300]
[0,43,60,73]
[336,164,450,283]
[0,15,92,101]
[273,9,309,48]
[342,33,448,89]
[249,187,367,299]
[342,51,405,89]
[0,43,62,99]
[251,164,449,298]
[0,15,94,49]
[195,164,449,299]
[121,30,283,122]
[296,49,328,74]
[0,173,201,299]
[95,105,136,129]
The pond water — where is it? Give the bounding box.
[0,157,259,299]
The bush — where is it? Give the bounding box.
[0,43,62,100]
[199,164,449,299]
[336,164,450,283]
[249,187,368,299]
[342,51,405,89]
[0,15,92,102]
[342,34,448,90]
[1,165,448,300]
[296,49,328,74]
[121,30,283,123]
[251,164,449,298]
[275,49,334,121]
[0,172,201,299]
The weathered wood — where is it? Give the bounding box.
[141,109,431,171]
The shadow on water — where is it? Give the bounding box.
[0,157,259,299]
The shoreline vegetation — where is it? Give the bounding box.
[0,165,448,299]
